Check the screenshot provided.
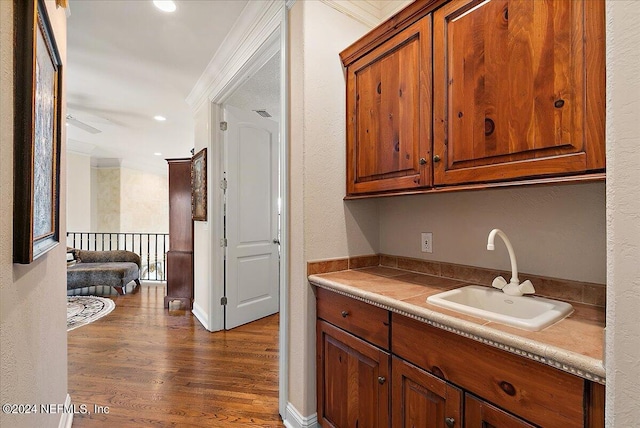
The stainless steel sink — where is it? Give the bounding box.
[426,285,574,331]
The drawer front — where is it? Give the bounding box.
[392,313,585,427]
[316,287,390,349]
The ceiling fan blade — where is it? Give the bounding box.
[66,114,102,134]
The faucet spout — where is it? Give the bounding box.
[486,229,535,296]
[487,228,519,286]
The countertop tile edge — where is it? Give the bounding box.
[309,275,606,384]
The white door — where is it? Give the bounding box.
[224,104,280,329]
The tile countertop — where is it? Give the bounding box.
[308,266,606,385]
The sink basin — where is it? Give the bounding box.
[426,285,574,331]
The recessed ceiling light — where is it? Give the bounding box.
[153,1,176,13]
[154,152,162,156]
[154,115,167,122]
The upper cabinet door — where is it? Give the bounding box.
[433,0,605,185]
[345,17,432,196]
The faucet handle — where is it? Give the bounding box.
[491,276,507,290]
[519,280,535,295]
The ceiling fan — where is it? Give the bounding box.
[65,114,102,134]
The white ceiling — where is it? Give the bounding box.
[66,0,249,175]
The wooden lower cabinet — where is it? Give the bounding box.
[464,395,535,428]
[392,357,533,428]
[392,357,462,428]
[316,289,604,428]
[317,320,390,428]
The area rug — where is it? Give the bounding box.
[67,296,115,331]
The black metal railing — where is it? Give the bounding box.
[66,232,169,281]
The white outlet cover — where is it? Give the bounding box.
[421,232,433,253]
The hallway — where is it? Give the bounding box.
[68,284,283,427]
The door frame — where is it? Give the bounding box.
[205,10,289,418]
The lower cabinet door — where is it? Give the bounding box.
[464,395,535,428]
[392,356,462,428]
[317,320,390,428]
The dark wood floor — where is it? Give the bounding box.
[68,284,283,427]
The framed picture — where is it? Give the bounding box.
[13,0,63,264]
[191,148,207,221]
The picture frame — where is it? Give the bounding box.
[13,0,63,264]
[191,148,207,221]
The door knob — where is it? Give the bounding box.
[433,154,441,163]
[419,157,427,165]
[445,417,455,427]
[377,376,386,384]
[273,238,280,244]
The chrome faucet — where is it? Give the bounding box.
[486,229,535,297]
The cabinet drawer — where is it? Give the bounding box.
[316,287,390,349]
[392,313,585,427]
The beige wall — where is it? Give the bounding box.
[92,166,168,233]
[66,152,92,231]
[605,0,640,424]
[288,0,377,415]
[379,182,606,283]
[91,167,98,229]
[119,167,168,233]
[95,168,121,232]
[0,1,69,427]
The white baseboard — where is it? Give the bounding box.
[283,402,318,428]
[192,302,210,330]
[58,394,73,428]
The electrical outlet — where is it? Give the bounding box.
[421,232,433,253]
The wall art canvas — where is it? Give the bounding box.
[13,0,62,263]
[191,148,207,221]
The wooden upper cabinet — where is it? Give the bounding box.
[433,0,605,185]
[344,17,432,195]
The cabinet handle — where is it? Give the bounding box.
[445,417,455,427]
[377,376,386,384]
[484,118,495,136]
[419,157,427,165]
[433,155,441,163]
[341,310,349,318]
[431,366,444,378]
[499,380,516,396]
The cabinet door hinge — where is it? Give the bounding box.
[220,121,228,131]
[220,296,227,305]
[220,238,227,247]
[220,178,227,190]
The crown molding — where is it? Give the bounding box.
[186,0,284,112]
[319,0,413,28]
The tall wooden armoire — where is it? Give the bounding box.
[165,158,194,309]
